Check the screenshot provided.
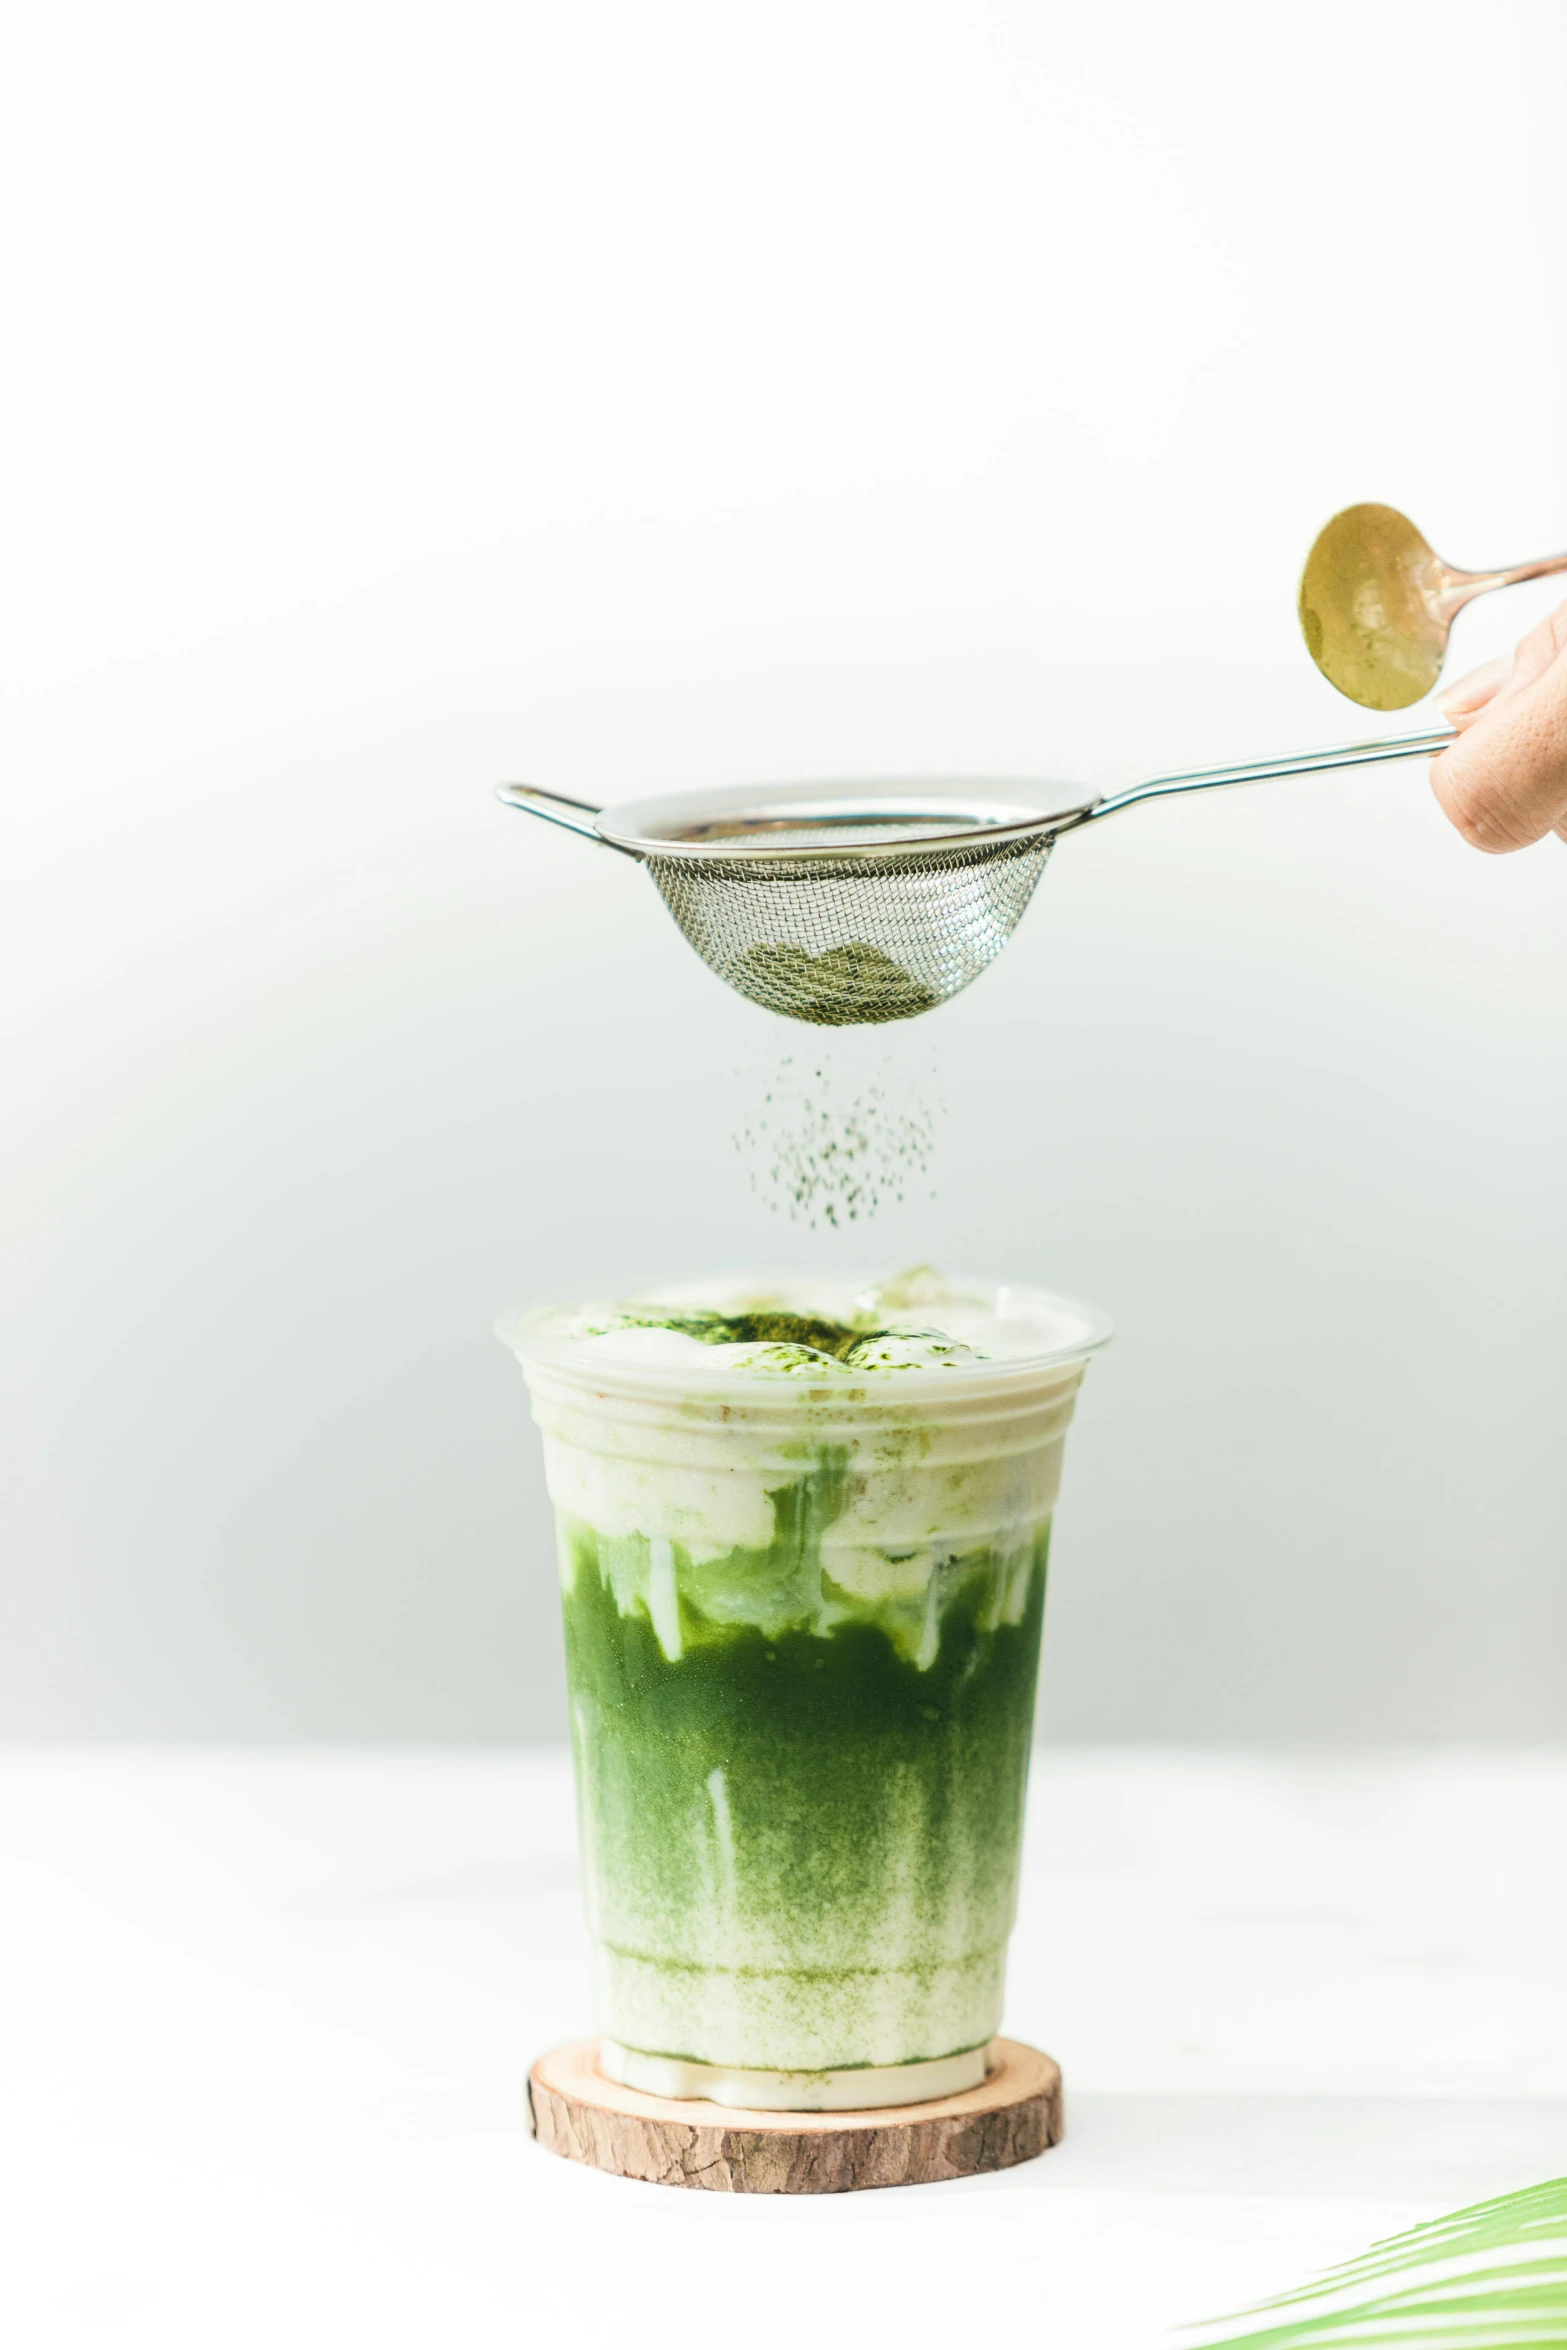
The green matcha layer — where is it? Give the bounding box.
[560,1453,1050,2073]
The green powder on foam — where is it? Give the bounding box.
[632,1306,876,1360]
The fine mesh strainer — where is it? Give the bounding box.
[497,725,1454,1026]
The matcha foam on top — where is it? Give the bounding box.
[504,1266,1110,1387]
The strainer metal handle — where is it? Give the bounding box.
[495,781,640,856]
[1082,723,1457,826]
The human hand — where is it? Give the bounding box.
[1429,600,1567,850]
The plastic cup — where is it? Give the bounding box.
[500,1277,1109,2110]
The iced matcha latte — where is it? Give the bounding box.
[500,1269,1109,2110]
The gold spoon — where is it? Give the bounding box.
[1299,502,1567,710]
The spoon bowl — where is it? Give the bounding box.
[1299,503,1567,710]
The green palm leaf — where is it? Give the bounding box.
[1189,2178,1567,2349]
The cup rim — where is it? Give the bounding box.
[495,1273,1114,1396]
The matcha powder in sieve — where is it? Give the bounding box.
[733,942,941,1026]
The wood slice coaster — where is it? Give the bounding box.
[528,2036,1062,2194]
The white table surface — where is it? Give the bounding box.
[5,1749,1566,2349]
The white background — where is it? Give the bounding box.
[5,0,1567,1740]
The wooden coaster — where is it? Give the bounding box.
[528,2036,1062,2193]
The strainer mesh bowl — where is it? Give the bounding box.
[646,831,1055,1025]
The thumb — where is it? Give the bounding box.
[1430,626,1567,851]
[1438,653,1512,732]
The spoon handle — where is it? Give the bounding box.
[1439,549,1567,616]
[1088,726,1456,824]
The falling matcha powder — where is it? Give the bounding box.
[734,1053,943,1228]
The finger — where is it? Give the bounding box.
[1430,640,1567,850]
[1439,654,1512,730]
[1496,597,1567,698]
